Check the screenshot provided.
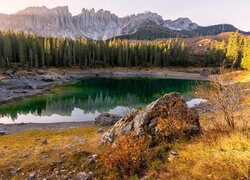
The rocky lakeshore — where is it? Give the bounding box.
[0,92,202,179]
[0,67,208,104]
[0,121,95,135]
[0,67,209,134]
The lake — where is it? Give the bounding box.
[0,78,202,124]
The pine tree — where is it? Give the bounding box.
[0,31,196,69]
[3,35,12,67]
[241,37,250,70]
[226,32,241,69]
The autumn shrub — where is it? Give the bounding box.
[98,135,151,179]
[196,74,243,130]
[155,114,189,143]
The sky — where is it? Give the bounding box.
[0,0,249,31]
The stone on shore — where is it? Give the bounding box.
[101,93,201,144]
[95,113,122,126]
[41,75,55,82]
[0,131,6,136]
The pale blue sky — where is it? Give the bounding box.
[0,0,249,31]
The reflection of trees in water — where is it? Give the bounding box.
[42,93,143,116]
[0,78,199,121]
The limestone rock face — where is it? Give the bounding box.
[0,6,198,40]
[1,6,240,40]
[73,8,123,40]
[0,6,76,38]
[164,18,198,31]
[101,93,201,144]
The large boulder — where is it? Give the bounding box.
[95,113,122,126]
[101,93,201,144]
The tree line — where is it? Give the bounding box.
[205,31,250,70]
[0,31,249,70]
[0,31,191,69]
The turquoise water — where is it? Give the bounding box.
[0,78,200,124]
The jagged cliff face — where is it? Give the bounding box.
[0,6,244,40]
[164,18,198,31]
[0,6,77,38]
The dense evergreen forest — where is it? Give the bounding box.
[0,31,249,70]
[0,31,190,68]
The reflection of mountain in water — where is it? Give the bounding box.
[0,78,200,121]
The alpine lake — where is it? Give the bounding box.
[0,77,205,124]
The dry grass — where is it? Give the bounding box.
[98,135,151,179]
[0,126,105,179]
[0,70,249,179]
[163,132,250,180]
[153,71,250,180]
[230,71,250,83]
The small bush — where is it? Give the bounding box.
[98,135,150,179]
[150,160,161,171]
[129,175,140,180]
[196,74,243,130]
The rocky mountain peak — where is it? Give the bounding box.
[136,11,164,24]
[16,6,70,16]
[165,17,198,31]
[0,6,245,40]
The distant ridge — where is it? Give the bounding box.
[0,6,248,40]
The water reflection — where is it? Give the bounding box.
[0,78,200,124]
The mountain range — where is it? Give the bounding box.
[0,6,248,40]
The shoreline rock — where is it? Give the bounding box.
[102,93,201,144]
[95,113,122,126]
[0,131,6,136]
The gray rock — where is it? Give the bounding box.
[28,172,36,180]
[75,172,93,180]
[74,136,85,143]
[0,131,6,136]
[95,113,122,126]
[42,140,49,145]
[101,93,201,144]
[16,153,31,161]
[5,69,16,76]
[7,84,34,90]
[140,176,149,180]
[211,68,220,75]
[170,150,178,156]
[11,167,22,176]
[86,154,97,164]
[168,150,179,162]
[200,69,210,77]
[97,128,104,133]
[27,71,37,76]
[41,75,55,82]
[36,69,46,75]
